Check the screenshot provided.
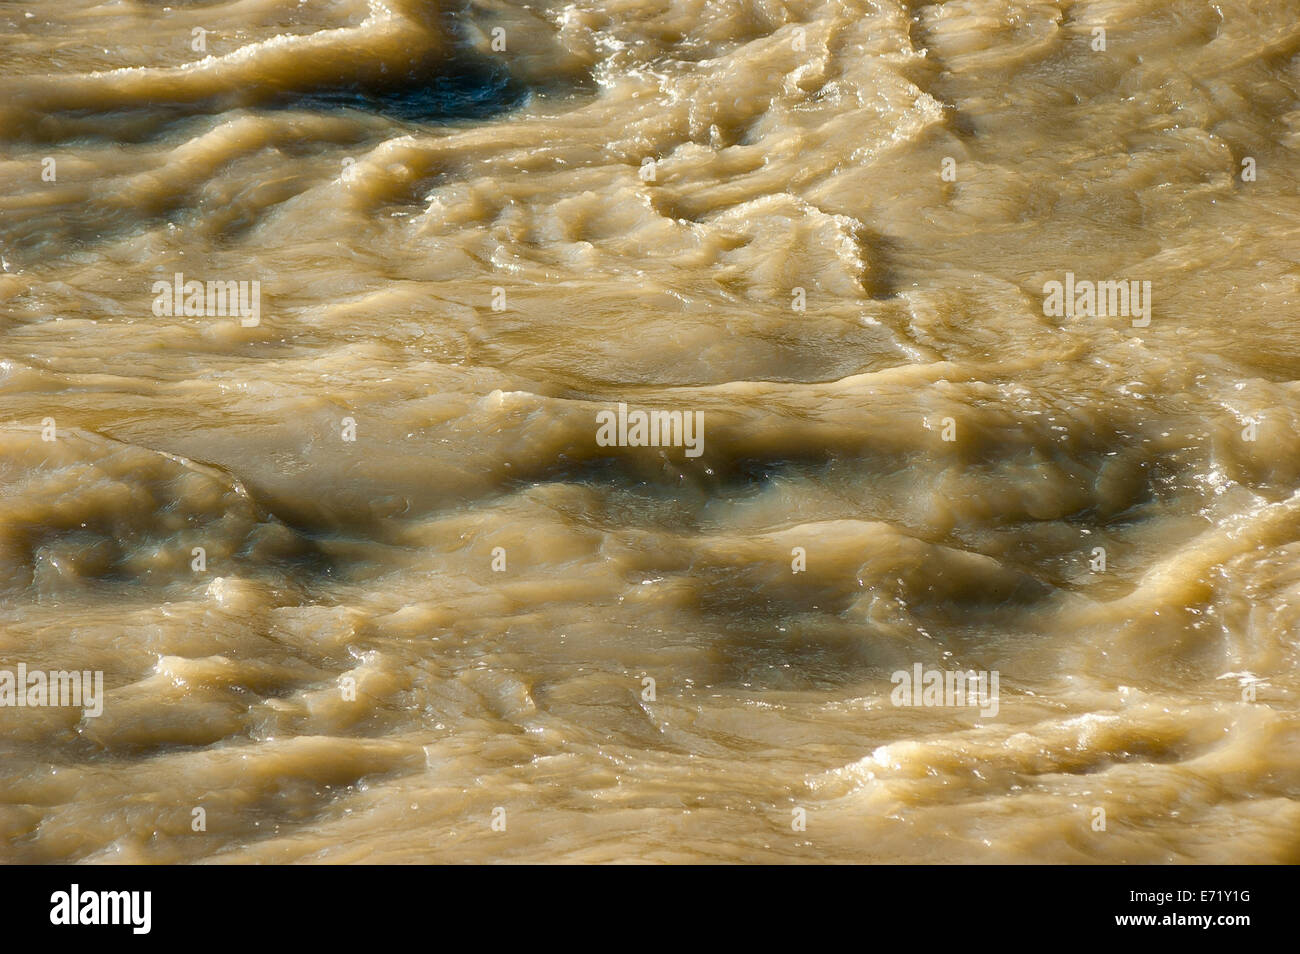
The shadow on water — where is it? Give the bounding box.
[504,450,845,508]
[20,57,533,149]
[267,60,530,124]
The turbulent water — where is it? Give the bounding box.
[1,0,1298,864]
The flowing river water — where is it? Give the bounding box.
[1,0,1299,863]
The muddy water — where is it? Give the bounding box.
[1,0,1299,864]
